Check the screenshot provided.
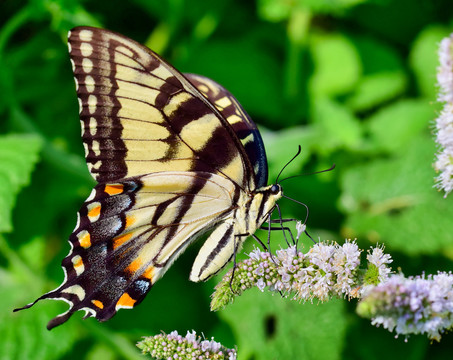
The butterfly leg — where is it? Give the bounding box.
[228,233,246,295]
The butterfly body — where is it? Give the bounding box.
[15,27,283,329]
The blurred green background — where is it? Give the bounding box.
[1,0,453,359]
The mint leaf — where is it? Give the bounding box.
[0,134,42,233]
[220,290,347,360]
[340,135,453,254]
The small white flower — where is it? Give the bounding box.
[185,330,197,344]
[295,221,306,240]
[434,34,453,196]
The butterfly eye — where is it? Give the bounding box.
[270,184,281,195]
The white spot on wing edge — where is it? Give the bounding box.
[83,142,90,157]
[78,98,83,114]
[89,117,97,136]
[86,188,97,201]
[73,77,79,91]
[71,255,85,276]
[81,307,96,319]
[62,284,86,301]
[80,42,93,57]
[88,94,97,114]
[73,211,81,231]
[85,75,95,92]
[82,58,93,73]
[79,29,93,42]
[91,140,101,156]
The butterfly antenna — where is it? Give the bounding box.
[278,163,336,184]
[275,145,302,184]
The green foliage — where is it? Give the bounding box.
[220,290,347,360]
[1,0,453,359]
[0,134,42,233]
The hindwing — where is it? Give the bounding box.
[19,172,239,329]
[185,74,268,188]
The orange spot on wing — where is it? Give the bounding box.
[113,233,132,249]
[142,266,155,281]
[105,184,124,195]
[73,256,83,268]
[78,231,91,248]
[116,292,136,309]
[87,203,101,220]
[125,215,136,228]
[91,299,104,309]
[126,258,142,274]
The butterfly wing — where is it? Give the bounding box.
[69,26,255,190]
[185,74,268,188]
[17,171,237,329]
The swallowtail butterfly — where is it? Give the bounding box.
[15,27,286,329]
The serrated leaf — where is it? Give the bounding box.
[2,260,78,360]
[366,99,433,152]
[309,33,361,97]
[0,134,42,233]
[339,135,453,255]
[220,290,346,360]
[346,71,407,112]
[409,25,451,101]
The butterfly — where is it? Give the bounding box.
[15,26,285,329]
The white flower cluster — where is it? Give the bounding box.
[137,330,237,360]
[358,272,453,341]
[211,240,393,310]
[434,34,453,196]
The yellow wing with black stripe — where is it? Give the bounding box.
[70,27,256,190]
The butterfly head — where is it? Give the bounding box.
[249,183,283,227]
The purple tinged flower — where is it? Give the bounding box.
[295,220,306,240]
[357,272,453,341]
[366,245,393,282]
[211,240,393,311]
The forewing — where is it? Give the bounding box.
[18,172,237,329]
[186,74,268,188]
[69,27,254,189]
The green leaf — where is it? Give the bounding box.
[339,135,453,255]
[309,33,361,97]
[311,97,362,153]
[2,235,78,360]
[258,0,371,21]
[346,71,407,112]
[366,99,433,152]
[220,290,347,360]
[0,134,42,233]
[409,25,451,101]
